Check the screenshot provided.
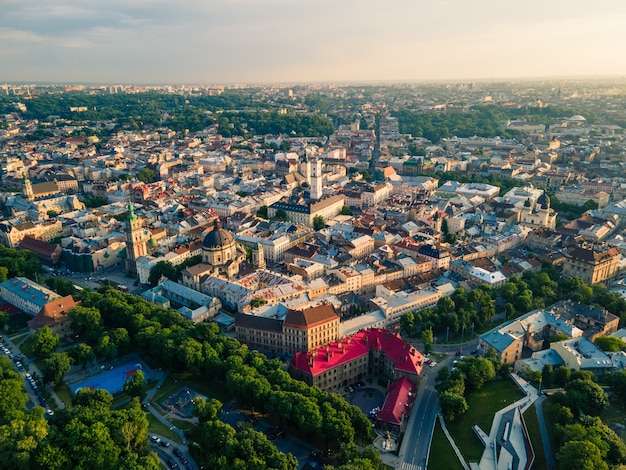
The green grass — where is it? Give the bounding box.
[446,379,524,462]
[18,335,35,358]
[146,412,182,444]
[602,400,626,443]
[169,418,197,433]
[55,382,74,407]
[428,418,465,470]
[523,405,547,470]
[541,398,560,451]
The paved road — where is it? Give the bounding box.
[398,354,453,470]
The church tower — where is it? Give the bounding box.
[251,243,266,270]
[22,173,33,201]
[310,158,323,201]
[125,201,149,275]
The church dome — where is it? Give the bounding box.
[537,193,550,209]
[203,218,235,250]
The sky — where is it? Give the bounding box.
[2,0,626,85]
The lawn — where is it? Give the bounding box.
[428,418,465,470]
[523,405,547,470]
[55,382,74,408]
[18,335,35,358]
[446,379,525,463]
[541,398,560,451]
[146,412,182,444]
[602,399,626,443]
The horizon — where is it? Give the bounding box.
[4,74,626,88]
[3,0,626,84]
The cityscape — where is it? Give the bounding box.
[3,4,626,470]
[0,79,626,470]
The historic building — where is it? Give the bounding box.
[124,202,150,276]
[201,218,247,279]
[289,328,424,392]
[235,303,340,355]
[562,245,621,285]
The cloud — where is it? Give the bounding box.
[2,0,626,83]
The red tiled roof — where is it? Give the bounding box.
[376,377,415,426]
[290,328,424,378]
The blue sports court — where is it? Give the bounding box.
[70,362,143,395]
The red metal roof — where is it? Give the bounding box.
[290,328,424,378]
[376,377,415,426]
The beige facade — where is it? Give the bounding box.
[562,246,620,285]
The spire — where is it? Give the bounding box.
[214,218,222,230]
[128,200,138,222]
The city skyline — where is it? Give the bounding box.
[2,0,626,84]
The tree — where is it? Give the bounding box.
[556,440,608,470]
[594,336,626,352]
[68,306,102,343]
[31,326,60,357]
[123,370,147,400]
[41,352,72,384]
[45,277,77,297]
[456,357,496,392]
[250,297,267,308]
[551,333,570,343]
[256,205,268,219]
[439,391,468,421]
[341,205,352,216]
[400,312,415,336]
[147,261,177,286]
[313,215,326,231]
[47,210,59,218]
[0,267,7,283]
[444,233,457,244]
[274,209,287,221]
[69,343,95,369]
[136,168,155,183]
[565,379,609,416]
[421,329,434,354]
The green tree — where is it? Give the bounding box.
[41,352,72,384]
[564,379,609,416]
[444,233,457,244]
[556,440,608,470]
[68,306,102,343]
[47,210,59,218]
[122,370,147,400]
[256,205,268,219]
[136,168,155,183]
[341,205,352,215]
[439,391,468,421]
[421,329,434,354]
[45,277,77,297]
[0,266,8,283]
[313,215,326,230]
[69,343,95,370]
[31,326,60,357]
[147,261,177,286]
[274,209,287,221]
[250,297,267,308]
[456,357,496,392]
[594,336,626,352]
[400,311,415,336]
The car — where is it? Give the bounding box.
[167,460,179,469]
[179,456,188,465]
[471,349,479,355]
[159,440,170,448]
[149,435,161,444]
[455,350,462,356]
[428,361,437,368]
[173,448,183,458]
[45,409,54,416]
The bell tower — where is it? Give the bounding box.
[125,201,149,275]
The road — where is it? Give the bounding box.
[398,359,444,470]
[396,337,480,470]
